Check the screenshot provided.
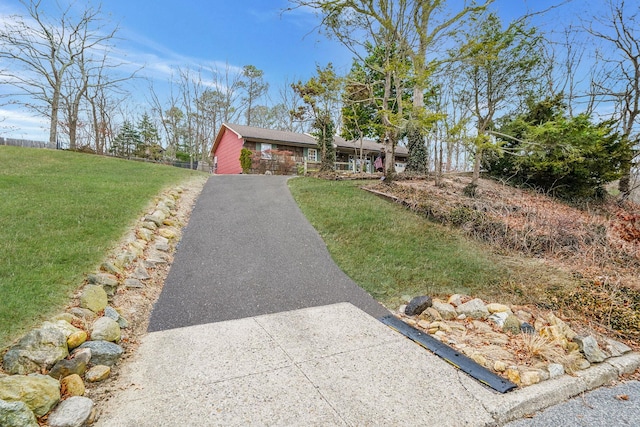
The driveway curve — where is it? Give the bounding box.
[148,175,388,332]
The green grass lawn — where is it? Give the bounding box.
[289,177,536,309]
[0,146,204,348]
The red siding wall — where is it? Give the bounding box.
[214,128,243,174]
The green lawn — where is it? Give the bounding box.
[0,146,204,348]
[289,178,525,309]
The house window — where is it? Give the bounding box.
[261,143,272,159]
[307,148,318,162]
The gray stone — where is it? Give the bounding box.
[69,307,95,322]
[91,317,121,343]
[41,320,81,339]
[50,313,76,324]
[431,301,458,320]
[144,258,167,269]
[488,312,509,328]
[405,296,433,316]
[574,335,607,363]
[3,327,68,374]
[155,242,170,252]
[142,220,158,231]
[132,264,151,280]
[48,349,91,380]
[115,251,136,268]
[77,341,123,366]
[145,210,166,227]
[104,306,120,322]
[0,374,61,417]
[0,399,38,427]
[124,278,144,289]
[100,262,122,275]
[548,363,565,378]
[47,396,94,427]
[502,314,522,335]
[137,228,154,242]
[79,285,108,314]
[104,306,129,329]
[603,338,632,357]
[456,298,490,319]
[520,322,535,334]
[87,273,118,288]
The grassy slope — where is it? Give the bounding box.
[288,177,525,308]
[0,146,204,348]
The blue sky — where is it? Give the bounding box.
[0,0,608,140]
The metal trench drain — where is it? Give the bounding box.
[380,315,517,393]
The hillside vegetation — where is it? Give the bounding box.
[290,176,640,345]
[0,146,204,348]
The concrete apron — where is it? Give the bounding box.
[97,303,640,426]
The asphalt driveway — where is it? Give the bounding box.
[148,175,388,332]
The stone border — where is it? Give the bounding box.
[0,175,208,427]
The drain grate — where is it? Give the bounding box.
[380,315,517,393]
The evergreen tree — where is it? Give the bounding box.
[137,113,161,160]
[110,121,141,158]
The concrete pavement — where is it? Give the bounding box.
[98,175,640,425]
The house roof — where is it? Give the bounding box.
[212,123,408,157]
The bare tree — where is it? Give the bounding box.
[0,0,119,147]
[586,0,640,197]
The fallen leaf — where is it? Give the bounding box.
[616,394,629,401]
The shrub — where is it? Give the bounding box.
[240,148,253,174]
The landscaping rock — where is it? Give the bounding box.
[419,307,442,322]
[0,374,60,417]
[100,261,122,275]
[447,294,467,307]
[114,251,136,268]
[132,264,151,280]
[142,220,157,231]
[155,242,170,252]
[105,306,129,329]
[66,331,87,350]
[3,327,68,374]
[548,363,565,379]
[137,228,154,242]
[0,399,38,427]
[405,295,433,316]
[574,335,607,363]
[144,257,167,268]
[87,273,118,289]
[145,210,166,227]
[69,308,96,322]
[85,365,111,382]
[521,370,541,386]
[60,374,85,397]
[51,313,76,324]
[502,315,522,335]
[47,396,93,427]
[79,285,108,314]
[431,301,457,320]
[91,317,121,343]
[486,303,512,314]
[520,322,535,334]
[488,312,509,328]
[48,349,91,380]
[42,320,81,339]
[603,338,632,357]
[159,227,178,240]
[124,278,144,289]
[77,341,123,366]
[456,298,489,319]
